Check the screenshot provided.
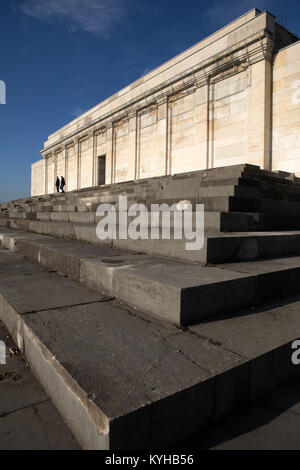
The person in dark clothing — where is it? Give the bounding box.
[60,176,66,193]
[55,177,60,193]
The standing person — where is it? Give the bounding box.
[60,176,66,193]
[55,177,60,193]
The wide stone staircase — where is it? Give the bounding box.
[0,163,300,448]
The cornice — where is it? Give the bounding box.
[41,28,274,158]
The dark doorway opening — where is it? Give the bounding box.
[98,155,106,186]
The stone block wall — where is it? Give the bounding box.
[272,41,300,174]
[31,160,45,196]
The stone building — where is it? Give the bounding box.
[31,8,300,196]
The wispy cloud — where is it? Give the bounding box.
[71,106,87,118]
[203,0,272,27]
[142,67,152,75]
[19,0,127,37]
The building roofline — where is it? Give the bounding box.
[46,8,262,142]
[275,21,299,41]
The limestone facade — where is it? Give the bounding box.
[31,8,299,196]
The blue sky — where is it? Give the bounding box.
[0,0,299,202]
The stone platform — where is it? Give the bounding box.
[0,246,299,449]
[0,164,300,448]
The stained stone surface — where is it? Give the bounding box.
[0,319,79,450]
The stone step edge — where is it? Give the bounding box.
[2,218,300,265]
[4,163,300,208]
[9,195,300,214]
[5,198,300,218]
[2,227,300,325]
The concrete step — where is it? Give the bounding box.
[1,217,300,264]
[205,232,300,264]
[1,163,257,210]
[7,206,300,232]
[259,199,300,214]
[2,227,300,326]
[7,193,300,220]
[258,180,300,200]
[229,197,300,214]
[221,212,300,231]
[6,163,300,217]
[0,246,299,448]
[65,164,257,201]
[1,197,232,217]
[198,184,259,199]
[8,212,37,220]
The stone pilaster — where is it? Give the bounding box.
[106,123,114,184]
[45,155,49,194]
[247,57,273,169]
[92,130,97,187]
[75,137,80,190]
[64,144,68,192]
[134,111,140,180]
[155,96,169,176]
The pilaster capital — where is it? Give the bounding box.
[41,150,49,159]
[117,111,130,123]
[95,125,106,136]
[66,139,75,148]
[127,109,137,120]
[78,132,89,142]
[54,147,63,156]
[87,128,94,138]
[195,76,209,88]
[154,93,168,106]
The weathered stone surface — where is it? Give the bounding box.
[0,402,79,450]
[0,320,79,450]
[4,156,300,449]
[2,227,300,325]
[0,271,104,315]
[0,241,299,448]
[0,259,299,447]
[0,247,45,278]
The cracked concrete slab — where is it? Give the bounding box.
[0,401,79,450]
[190,300,300,359]
[0,271,105,315]
[0,321,79,449]
[23,302,209,419]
